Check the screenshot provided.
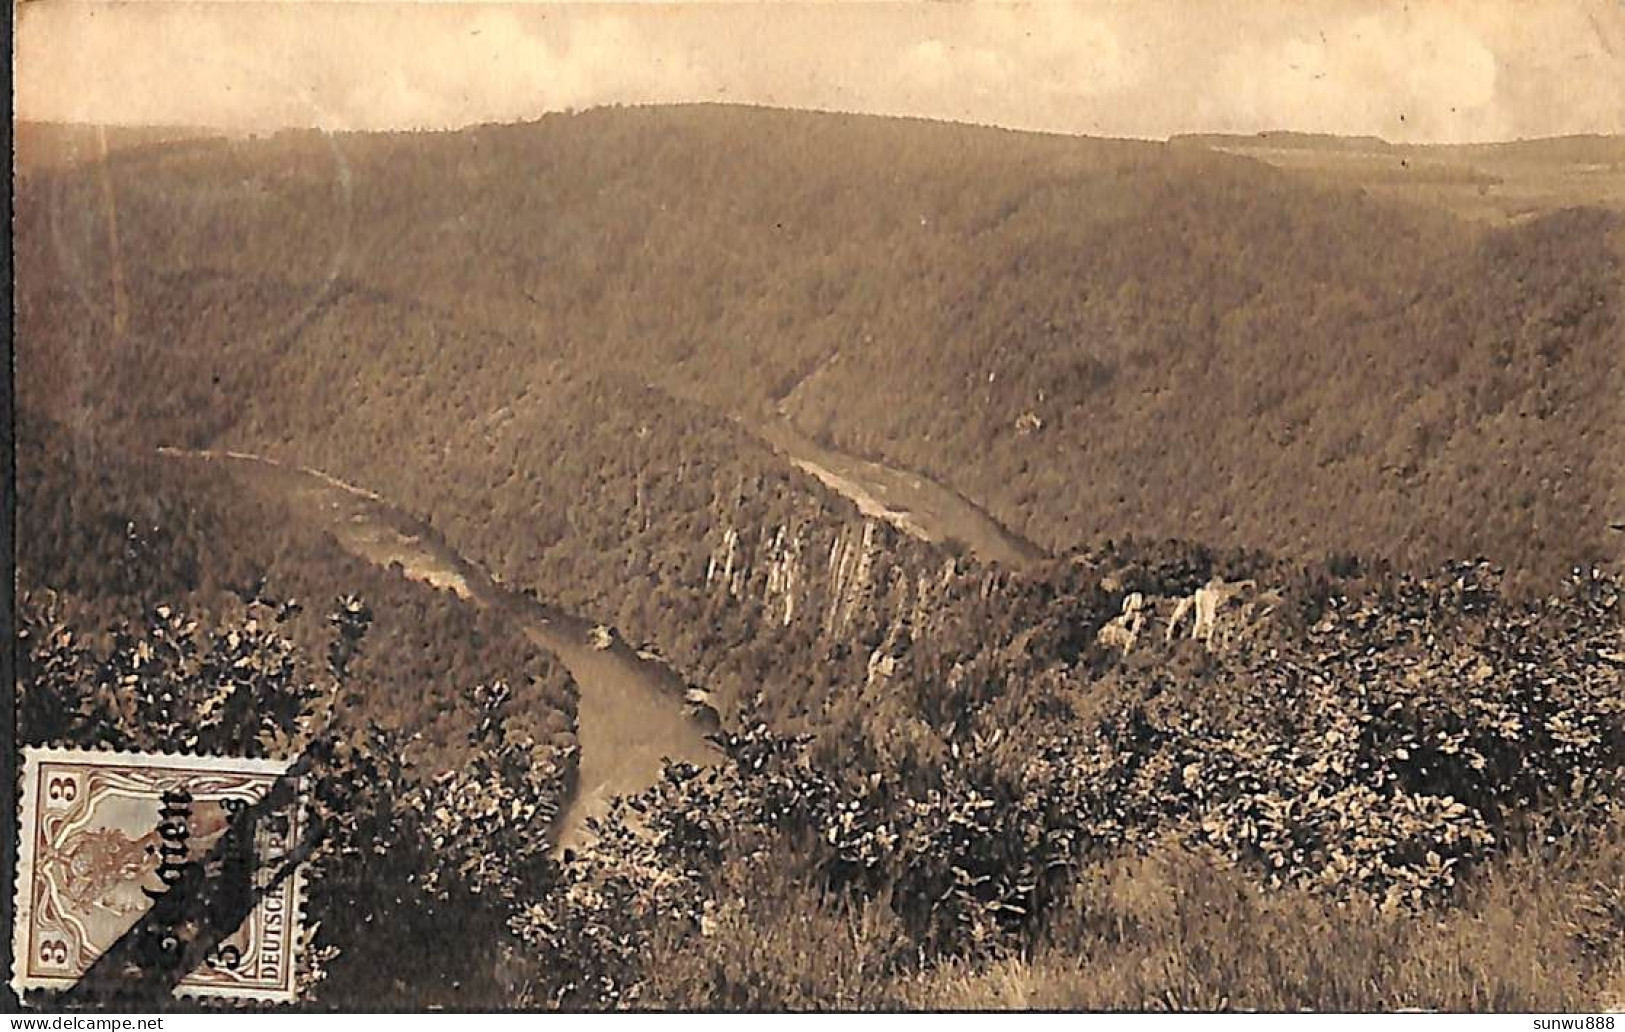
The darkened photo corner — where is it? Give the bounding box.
[6,0,1625,1017]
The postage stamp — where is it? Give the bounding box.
[12,747,305,1003]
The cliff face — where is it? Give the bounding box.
[701,514,978,687]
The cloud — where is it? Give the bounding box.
[896,4,1137,106]
[17,5,715,131]
[898,36,1010,97]
[1207,7,1503,142]
[14,1,1625,141]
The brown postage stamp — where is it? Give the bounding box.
[11,747,305,1003]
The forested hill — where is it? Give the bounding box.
[15,105,1625,587]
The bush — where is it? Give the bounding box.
[1067,562,1625,907]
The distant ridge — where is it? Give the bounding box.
[1174,129,1625,161]
[14,121,237,173]
[1173,130,1394,150]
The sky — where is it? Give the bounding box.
[14,1,1625,143]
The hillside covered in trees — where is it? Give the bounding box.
[16,106,1624,587]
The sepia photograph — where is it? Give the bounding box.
[6,0,1625,1016]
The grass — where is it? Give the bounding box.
[639,819,1625,1012]
[640,854,916,1011]
[904,826,1625,1012]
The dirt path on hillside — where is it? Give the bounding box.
[156,447,719,851]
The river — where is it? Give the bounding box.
[750,419,1046,569]
[156,447,720,851]
[155,411,1040,846]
